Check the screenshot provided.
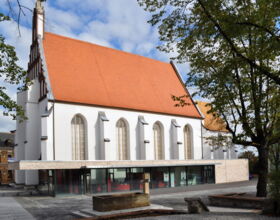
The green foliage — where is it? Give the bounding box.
[171,94,190,107]
[138,0,280,147]
[138,0,280,197]
[205,134,232,149]
[268,143,280,214]
[269,143,280,172]
[268,170,280,210]
[269,142,280,213]
[0,13,29,121]
[239,150,258,174]
[138,0,280,85]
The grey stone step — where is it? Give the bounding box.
[72,210,93,218]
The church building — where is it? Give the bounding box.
[10,1,248,196]
[196,101,238,160]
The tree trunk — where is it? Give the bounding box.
[256,146,269,197]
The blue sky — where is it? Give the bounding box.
[0,0,192,132]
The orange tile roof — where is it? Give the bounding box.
[43,32,202,118]
[196,101,228,132]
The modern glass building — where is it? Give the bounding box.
[39,165,215,196]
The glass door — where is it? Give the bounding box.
[84,169,91,194]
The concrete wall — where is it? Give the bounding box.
[52,102,203,162]
[215,159,249,183]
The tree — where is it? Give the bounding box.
[204,133,233,155]
[138,0,280,197]
[269,143,280,171]
[239,150,258,174]
[268,142,280,215]
[0,2,30,121]
[138,0,280,85]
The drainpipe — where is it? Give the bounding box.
[52,101,55,160]
[201,122,204,159]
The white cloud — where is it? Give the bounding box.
[44,3,84,34]
[0,17,31,133]
[0,20,31,68]
[0,110,15,132]
[44,0,163,59]
[0,0,193,132]
[136,42,154,55]
[77,32,112,48]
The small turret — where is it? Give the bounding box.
[32,0,45,41]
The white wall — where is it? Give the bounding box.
[15,79,48,185]
[51,102,203,162]
[40,99,54,160]
[15,91,27,184]
[202,127,237,159]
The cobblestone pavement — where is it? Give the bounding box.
[132,212,279,220]
[0,197,35,220]
[15,196,92,220]
[0,179,278,219]
[149,181,258,210]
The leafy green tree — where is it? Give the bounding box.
[268,142,280,215]
[138,0,280,197]
[239,150,258,174]
[0,12,28,120]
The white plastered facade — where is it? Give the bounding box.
[51,102,202,162]
[15,84,203,185]
[14,35,203,185]
[14,0,247,187]
[202,127,237,160]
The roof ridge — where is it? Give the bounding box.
[44,32,170,65]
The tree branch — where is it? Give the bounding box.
[235,21,280,43]
[197,0,280,85]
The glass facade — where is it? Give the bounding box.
[55,169,85,194]
[52,165,215,195]
[170,167,187,187]
[150,167,169,188]
[90,169,107,193]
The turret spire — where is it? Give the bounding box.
[35,0,44,13]
[32,0,45,40]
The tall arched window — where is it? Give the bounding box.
[116,119,129,160]
[153,122,164,160]
[184,125,193,159]
[71,115,86,160]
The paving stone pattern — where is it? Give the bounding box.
[0,197,35,220]
[15,196,92,220]
[0,179,278,219]
[132,212,280,220]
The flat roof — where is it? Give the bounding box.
[8,160,221,170]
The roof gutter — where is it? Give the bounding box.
[38,36,56,160]
[52,101,55,160]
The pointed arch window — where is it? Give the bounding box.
[116,119,129,160]
[184,125,193,159]
[153,122,164,160]
[71,115,86,160]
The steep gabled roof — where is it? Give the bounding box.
[196,101,228,132]
[42,32,201,118]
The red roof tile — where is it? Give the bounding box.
[43,32,201,118]
[196,101,228,132]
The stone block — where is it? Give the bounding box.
[184,197,209,214]
[92,192,150,212]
